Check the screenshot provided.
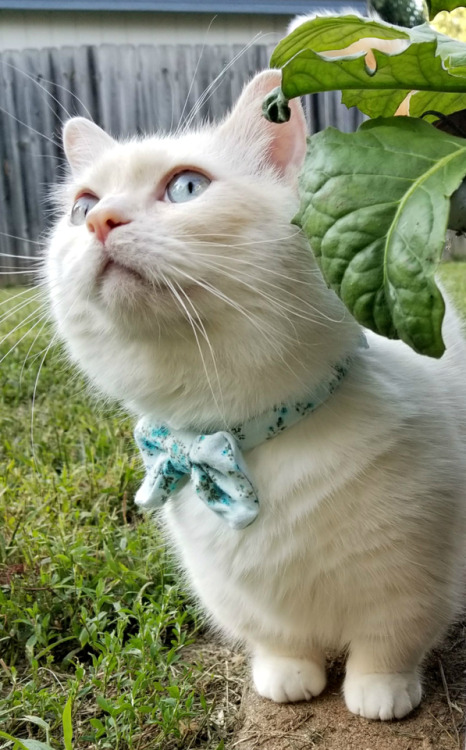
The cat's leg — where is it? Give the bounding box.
[252,645,327,703]
[343,637,424,720]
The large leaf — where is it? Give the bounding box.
[270,14,409,68]
[269,16,466,120]
[294,118,466,357]
[427,0,466,20]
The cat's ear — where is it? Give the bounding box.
[63,118,115,176]
[219,70,307,181]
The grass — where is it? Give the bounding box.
[0,287,235,750]
[1,262,466,750]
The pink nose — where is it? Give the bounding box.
[86,207,130,244]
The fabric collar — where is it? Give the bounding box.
[134,349,358,530]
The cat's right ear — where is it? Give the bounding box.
[217,70,307,183]
[63,118,115,176]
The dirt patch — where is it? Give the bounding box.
[213,621,466,750]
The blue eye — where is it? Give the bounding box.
[166,171,211,203]
[71,193,99,225]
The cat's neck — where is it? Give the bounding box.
[123,295,362,432]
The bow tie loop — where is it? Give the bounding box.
[134,424,259,530]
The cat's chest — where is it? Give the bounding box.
[161,413,380,579]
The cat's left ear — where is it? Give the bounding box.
[219,70,307,181]
[63,117,115,176]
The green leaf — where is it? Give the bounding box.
[268,16,466,121]
[294,118,466,357]
[270,14,409,68]
[62,697,73,750]
[0,733,52,750]
[427,0,466,20]
[96,695,114,715]
[89,718,106,739]
[21,718,50,736]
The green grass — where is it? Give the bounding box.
[0,288,229,750]
[2,263,466,749]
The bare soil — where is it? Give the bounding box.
[193,621,466,750]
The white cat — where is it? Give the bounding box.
[46,69,466,721]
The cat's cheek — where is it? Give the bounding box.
[47,226,98,295]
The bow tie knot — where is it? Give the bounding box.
[134,424,259,529]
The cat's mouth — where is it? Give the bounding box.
[99,256,146,283]
[97,254,197,301]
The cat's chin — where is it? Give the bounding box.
[94,263,203,338]
[100,257,146,284]
[97,258,153,309]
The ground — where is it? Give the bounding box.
[189,620,466,749]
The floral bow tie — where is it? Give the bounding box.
[134,424,259,529]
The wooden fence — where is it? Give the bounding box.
[0,43,364,286]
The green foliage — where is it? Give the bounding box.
[0,289,232,749]
[270,17,466,121]
[428,0,466,20]
[369,0,425,27]
[266,12,466,357]
[0,700,71,749]
[270,15,409,70]
[294,118,466,356]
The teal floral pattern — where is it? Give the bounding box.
[135,425,259,529]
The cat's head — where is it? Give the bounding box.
[46,70,355,426]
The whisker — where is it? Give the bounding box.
[172,277,227,425]
[0,57,88,124]
[193,250,323,284]
[192,257,308,331]
[179,33,267,133]
[169,266,318,388]
[176,14,219,134]
[171,266,302,364]
[0,310,48,365]
[0,238,44,249]
[31,329,59,466]
[160,271,227,425]
[29,292,81,463]
[201,257,342,326]
[0,294,44,327]
[0,286,42,308]
[0,274,40,276]
[0,103,61,147]
[183,228,303,245]
[20,315,53,384]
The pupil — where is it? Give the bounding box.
[188,181,194,195]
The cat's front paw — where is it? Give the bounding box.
[252,653,326,703]
[343,671,422,720]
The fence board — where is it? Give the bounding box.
[0,42,364,285]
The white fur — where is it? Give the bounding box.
[46,70,466,721]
